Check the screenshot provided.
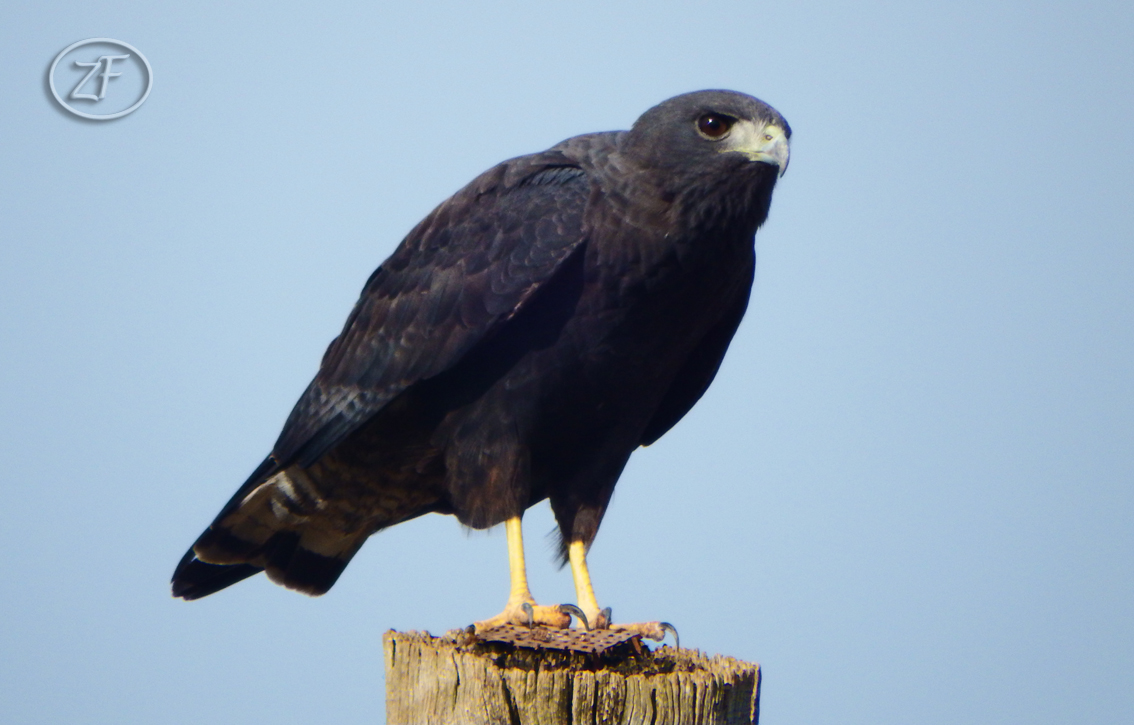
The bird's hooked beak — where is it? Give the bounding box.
[724,122,790,177]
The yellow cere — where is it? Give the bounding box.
[721,122,790,176]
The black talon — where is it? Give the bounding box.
[520,602,535,628]
[557,603,590,630]
[660,622,680,650]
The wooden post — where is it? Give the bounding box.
[384,627,761,725]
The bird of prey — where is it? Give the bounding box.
[172,89,790,638]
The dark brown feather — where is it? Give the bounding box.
[172,90,789,598]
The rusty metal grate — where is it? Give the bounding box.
[475,624,640,654]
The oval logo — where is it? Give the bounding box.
[49,38,153,120]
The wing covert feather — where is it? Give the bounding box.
[273,157,591,467]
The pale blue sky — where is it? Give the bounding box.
[2,2,1132,723]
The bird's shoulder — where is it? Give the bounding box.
[273,142,600,467]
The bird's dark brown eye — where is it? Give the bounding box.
[697,113,735,139]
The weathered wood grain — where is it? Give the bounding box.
[384,629,760,725]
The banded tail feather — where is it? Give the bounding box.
[171,551,262,601]
[171,460,369,599]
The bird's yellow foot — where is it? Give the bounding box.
[473,600,571,633]
[610,621,680,649]
[574,604,680,648]
[565,542,680,646]
[473,517,574,633]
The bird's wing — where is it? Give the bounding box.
[638,254,755,447]
[272,154,591,468]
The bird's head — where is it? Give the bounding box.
[624,90,791,180]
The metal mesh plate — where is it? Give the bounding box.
[475,624,639,654]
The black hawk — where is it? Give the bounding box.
[173,90,790,638]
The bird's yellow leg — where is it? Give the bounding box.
[568,539,679,647]
[504,515,534,610]
[473,516,570,632]
[569,540,604,627]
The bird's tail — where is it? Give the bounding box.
[171,459,369,600]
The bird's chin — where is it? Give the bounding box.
[762,156,789,176]
[741,153,788,178]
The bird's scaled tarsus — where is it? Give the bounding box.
[472,517,680,649]
[568,538,681,647]
[473,516,571,631]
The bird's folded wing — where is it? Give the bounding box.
[272,152,591,468]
